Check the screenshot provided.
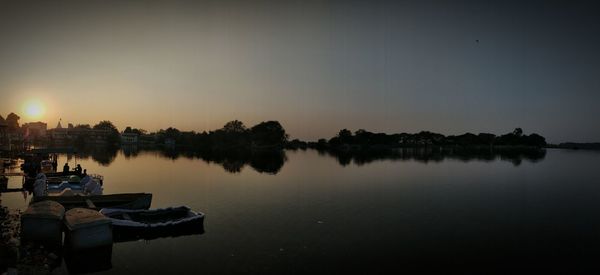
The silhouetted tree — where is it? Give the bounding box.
[93,120,120,145]
[6,113,20,131]
[513,128,523,137]
[75,124,91,129]
[222,120,247,133]
[124,126,146,135]
[250,121,288,146]
[478,133,496,145]
[455,133,479,146]
[338,129,353,143]
[523,133,546,146]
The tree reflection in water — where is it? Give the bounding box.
[312,146,547,167]
[73,146,546,175]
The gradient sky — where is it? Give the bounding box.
[1,0,599,143]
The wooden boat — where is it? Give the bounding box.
[99,206,204,242]
[31,193,152,210]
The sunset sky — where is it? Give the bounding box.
[1,0,599,142]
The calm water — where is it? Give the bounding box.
[3,148,600,274]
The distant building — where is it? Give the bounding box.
[22,121,48,138]
[121,132,139,144]
[47,120,111,145]
[48,121,69,143]
[139,133,156,145]
[0,115,7,149]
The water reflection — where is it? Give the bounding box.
[70,146,288,174]
[169,149,287,174]
[63,245,112,274]
[67,146,546,175]
[312,146,547,166]
[68,146,119,166]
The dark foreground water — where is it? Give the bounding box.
[3,148,600,274]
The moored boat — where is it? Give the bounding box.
[99,206,205,242]
[31,193,152,210]
[46,174,104,195]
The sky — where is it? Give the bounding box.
[1,0,599,143]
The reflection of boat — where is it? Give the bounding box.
[31,193,152,210]
[64,245,112,274]
[99,206,205,242]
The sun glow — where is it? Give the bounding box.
[23,100,46,120]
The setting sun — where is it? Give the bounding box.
[23,100,45,120]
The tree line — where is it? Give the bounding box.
[287,127,547,150]
[150,120,288,151]
[3,111,548,150]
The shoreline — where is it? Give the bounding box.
[1,204,62,274]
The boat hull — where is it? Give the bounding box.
[100,207,205,242]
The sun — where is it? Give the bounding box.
[23,100,46,120]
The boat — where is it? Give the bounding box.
[23,171,80,191]
[31,193,152,210]
[99,206,205,242]
[46,174,104,195]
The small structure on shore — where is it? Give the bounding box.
[64,208,112,250]
[20,201,65,245]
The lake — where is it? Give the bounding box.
[3,148,600,274]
